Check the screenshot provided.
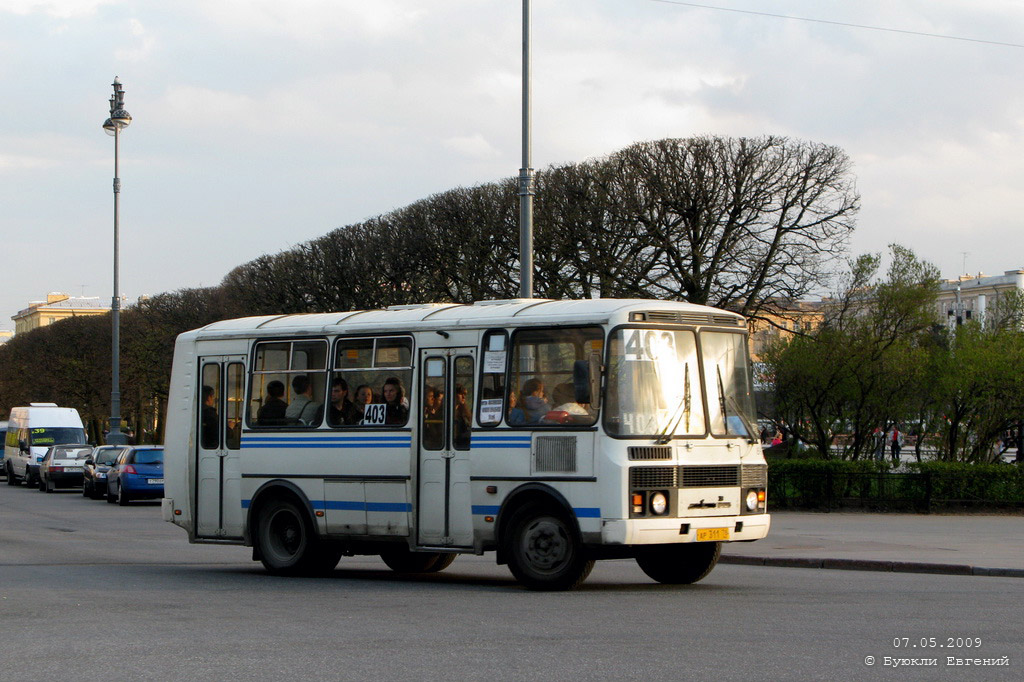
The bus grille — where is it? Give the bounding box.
[628,446,672,461]
[629,466,677,489]
[741,464,768,487]
[679,465,740,487]
[535,436,577,473]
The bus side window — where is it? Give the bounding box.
[453,356,474,450]
[226,363,244,449]
[509,327,603,427]
[477,330,507,427]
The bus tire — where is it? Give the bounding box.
[256,498,339,576]
[380,548,456,574]
[635,541,721,585]
[504,503,594,591]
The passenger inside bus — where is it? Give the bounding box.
[541,382,592,425]
[328,377,359,426]
[453,383,471,448]
[520,378,551,424]
[201,385,218,448]
[382,377,409,425]
[354,384,374,422]
[507,390,525,425]
[256,380,288,426]
[285,375,322,426]
[423,385,443,444]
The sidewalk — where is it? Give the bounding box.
[720,510,1024,578]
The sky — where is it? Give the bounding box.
[2,0,1023,330]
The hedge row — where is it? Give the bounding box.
[766,459,1024,510]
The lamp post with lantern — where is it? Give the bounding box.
[102,78,131,445]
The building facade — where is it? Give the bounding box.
[11,293,110,335]
[936,269,1024,329]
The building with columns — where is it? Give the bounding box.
[11,293,110,335]
[936,269,1024,329]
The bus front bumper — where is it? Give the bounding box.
[602,513,771,546]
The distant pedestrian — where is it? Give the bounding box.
[889,426,903,464]
[872,427,885,462]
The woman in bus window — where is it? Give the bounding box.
[355,385,374,423]
[382,378,409,425]
[507,390,526,425]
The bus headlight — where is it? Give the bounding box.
[745,489,759,511]
[650,492,668,516]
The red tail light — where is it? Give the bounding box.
[123,465,138,474]
[50,466,64,473]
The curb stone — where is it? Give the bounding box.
[719,554,1024,578]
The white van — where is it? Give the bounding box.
[4,404,87,487]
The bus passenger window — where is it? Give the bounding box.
[248,339,329,429]
[333,337,413,427]
[509,327,602,427]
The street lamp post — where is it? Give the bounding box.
[103,78,131,445]
[518,0,534,299]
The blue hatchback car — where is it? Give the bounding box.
[106,445,164,506]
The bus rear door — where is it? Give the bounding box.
[417,348,475,548]
[195,357,246,540]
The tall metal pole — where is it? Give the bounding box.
[518,0,534,299]
[103,78,131,445]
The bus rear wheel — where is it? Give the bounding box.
[635,541,721,585]
[380,548,456,573]
[504,504,594,591]
[257,499,340,576]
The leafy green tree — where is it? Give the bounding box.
[765,245,940,459]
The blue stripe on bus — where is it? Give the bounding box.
[243,436,411,443]
[241,499,411,512]
[470,435,532,449]
[242,438,411,449]
[471,505,601,519]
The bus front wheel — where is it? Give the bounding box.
[256,498,340,576]
[635,541,721,585]
[504,504,594,591]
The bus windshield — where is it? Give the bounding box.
[605,328,756,439]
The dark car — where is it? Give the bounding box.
[106,445,164,506]
[38,444,92,492]
[82,445,125,500]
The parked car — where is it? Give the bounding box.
[82,445,125,500]
[106,445,164,505]
[38,444,92,492]
[0,420,7,479]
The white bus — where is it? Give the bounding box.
[163,299,770,590]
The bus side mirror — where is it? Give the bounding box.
[573,355,602,409]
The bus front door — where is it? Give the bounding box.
[195,357,245,540]
[417,348,475,548]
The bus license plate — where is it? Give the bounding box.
[696,528,730,542]
[148,478,164,485]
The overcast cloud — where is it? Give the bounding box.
[2,0,1023,329]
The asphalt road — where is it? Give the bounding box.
[0,481,1019,681]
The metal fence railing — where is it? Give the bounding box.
[768,470,1024,512]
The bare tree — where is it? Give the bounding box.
[604,136,858,313]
